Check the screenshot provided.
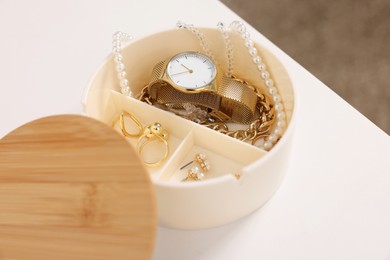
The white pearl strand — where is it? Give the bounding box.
[229,21,287,150]
[217,22,234,77]
[112,31,134,98]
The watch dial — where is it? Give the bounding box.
[167,52,216,89]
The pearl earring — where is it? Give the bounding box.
[181,153,211,181]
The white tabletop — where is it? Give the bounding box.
[1,1,389,259]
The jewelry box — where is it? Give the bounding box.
[83,25,297,229]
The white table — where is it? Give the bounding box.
[1,1,389,259]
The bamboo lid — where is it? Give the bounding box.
[0,115,157,259]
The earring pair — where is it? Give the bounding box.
[181,153,211,181]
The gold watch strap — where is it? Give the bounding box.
[150,61,165,81]
[148,60,258,124]
[217,75,258,123]
[148,81,221,111]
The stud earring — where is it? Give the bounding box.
[180,153,211,171]
[181,153,211,181]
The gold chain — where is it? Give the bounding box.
[137,78,274,144]
[203,92,274,142]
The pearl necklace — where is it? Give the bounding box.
[177,21,286,150]
[228,21,286,150]
[112,31,134,98]
[111,21,287,150]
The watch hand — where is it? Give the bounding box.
[181,64,193,73]
[170,70,191,77]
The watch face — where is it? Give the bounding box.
[166,52,217,90]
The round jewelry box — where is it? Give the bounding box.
[83,26,297,229]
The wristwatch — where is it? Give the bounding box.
[146,51,258,124]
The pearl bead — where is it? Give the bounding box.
[268,133,278,143]
[268,86,277,95]
[274,103,284,112]
[114,53,123,63]
[255,137,265,147]
[249,47,257,56]
[272,94,281,103]
[241,31,250,39]
[116,63,124,72]
[197,172,205,180]
[273,126,283,136]
[276,111,286,120]
[120,79,129,87]
[192,166,200,172]
[121,86,131,95]
[118,71,127,79]
[276,119,286,128]
[198,153,206,160]
[257,63,266,71]
[245,39,254,47]
[112,46,121,53]
[260,70,270,79]
[252,56,260,64]
[263,141,272,150]
[265,79,274,87]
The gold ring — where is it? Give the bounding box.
[112,111,143,138]
[136,123,170,167]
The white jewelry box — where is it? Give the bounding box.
[83,27,297,229]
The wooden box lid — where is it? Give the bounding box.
[0,115,156,259]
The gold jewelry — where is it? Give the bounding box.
[112,111,170,167]
[181,153,210,181]
[113,21,286,151]
[180,153,210,172]
[140,77,275,144]
[177,21,286,150]
[204,90,274,143]
[183,167,206,181]
[136,123,170,167]
[146,51,258,124]
[112,111,143,138]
